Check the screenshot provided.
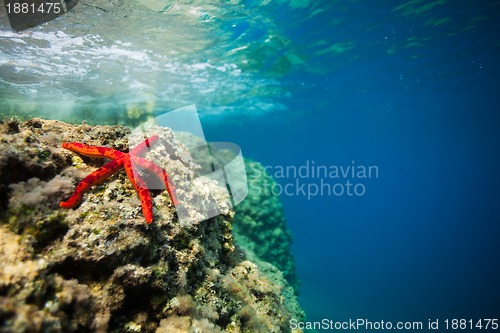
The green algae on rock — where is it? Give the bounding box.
[0,118,304,333]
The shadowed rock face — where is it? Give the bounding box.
[0,118,303,333]
[234,161,300,291]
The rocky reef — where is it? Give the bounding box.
[234,161,299,293]
[0,118,303,332]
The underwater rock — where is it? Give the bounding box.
[0,118,303,332]
[234,161,299,292]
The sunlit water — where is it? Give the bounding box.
[2,0,500,330]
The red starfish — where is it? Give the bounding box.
[60,135,178,223]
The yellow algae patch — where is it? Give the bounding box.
[467,14,487,25]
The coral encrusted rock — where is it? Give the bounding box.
[0,118,303,333]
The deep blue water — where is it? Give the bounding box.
[203,0,500,329]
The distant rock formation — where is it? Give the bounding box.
[0,118,303,332]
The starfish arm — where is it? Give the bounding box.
[124,156,154,223]
[129,135,160,156]
[62,142,125,160]
[131,155,179,206]
[60,157,125,209]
